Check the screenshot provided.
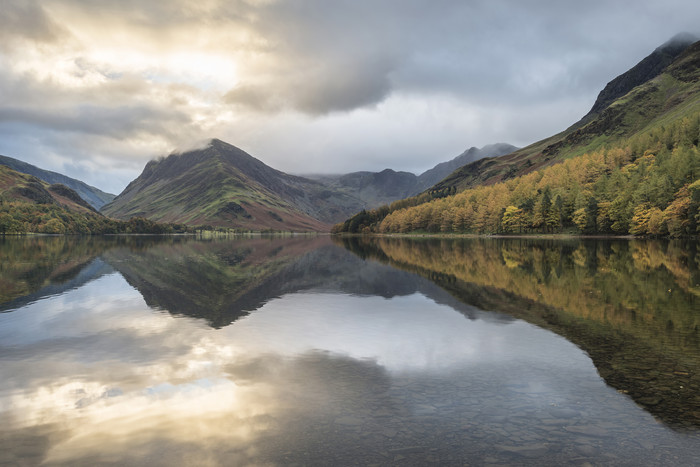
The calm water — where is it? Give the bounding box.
[0,235,699,466]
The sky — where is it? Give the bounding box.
[1,0,700,194]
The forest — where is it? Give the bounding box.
[334,114,700,236]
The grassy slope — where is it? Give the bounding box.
[0,154,115,210]
[0,165,97,215]
[433,41,700,193]
[102,140,364,231]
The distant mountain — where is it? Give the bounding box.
[101,139,365,231]
[310,169,421,209]
[432,34,700,193]
[0,154,115,210]
[308,143,517,209]
[415,143,518,190]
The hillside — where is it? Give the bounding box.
[582,32,698,121]
[0,164,104,234]
[0,165,96,214]
[309,143,517,208]
[432,34,699,193]
[101,139,366,231]
[0,154,115,210]
[0,165,191,235]
[336,35,700,236]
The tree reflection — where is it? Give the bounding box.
[338,236,700,430]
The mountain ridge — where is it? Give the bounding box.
[335,34,700,235]
[582,32,698,121]
[102,138,366,231]
[0,165,97,214]
[102,137,517,231]
[307,143,517,209]
[0,154,115,210]
[429,35,700,194]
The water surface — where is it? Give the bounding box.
[0,235,699,465]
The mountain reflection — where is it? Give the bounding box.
[0,236,113,309]
[2,235,699,432]
[337,236,700,430]
[1,235,511,325]
[2,235,700,465]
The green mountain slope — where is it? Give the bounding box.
[432,34,699,193]
[101,139,365,231]
[336,35,700,236]
[583,32,698,120]
[0,154,115,210]
[0,164,105,234]
[0,165,96,214]
[0,165,189,235]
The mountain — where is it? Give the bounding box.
[336,34,700,235]
[582,32,698,121]
[0,165,190,234]
[0,164,116,234]
[0,164,97,214]
[101,139,366,231]
[310,169,421,209]
[415,143,518,190]
[432,34,700,193]
[308,143,517,209]
[0,154,115,210]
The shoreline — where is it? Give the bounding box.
[331,232,697,240]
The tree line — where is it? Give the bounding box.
[0,201,193,235]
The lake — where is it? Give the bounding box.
[0,235,699,466]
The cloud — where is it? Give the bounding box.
[224,57,396,114]
[1,0,700,192]
[0,0,65,46]
[0,260,599,464]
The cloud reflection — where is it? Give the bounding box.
[0,264,595,465]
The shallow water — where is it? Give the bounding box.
[0,235,699,465]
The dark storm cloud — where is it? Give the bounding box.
[222,0,700,114]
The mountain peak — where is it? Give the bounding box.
[208,138,233,149]
[583,33,698,119]
[102,137,368,231]
[658,32,698,52]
